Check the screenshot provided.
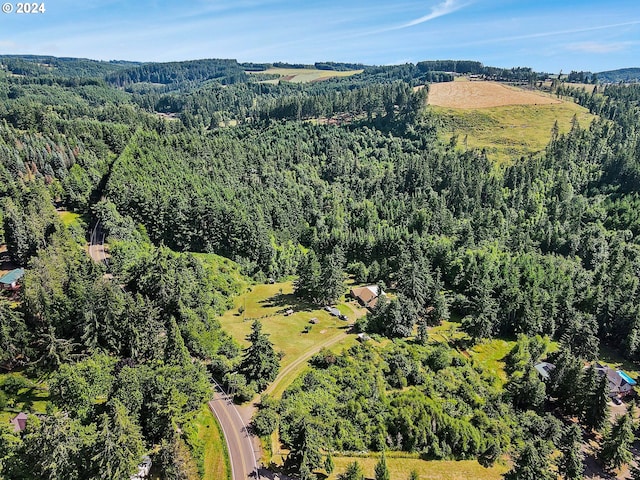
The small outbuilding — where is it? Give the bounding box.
[284,309,294,316]
[130,455,152,480]
[10,412,28,433]
[309,318,319,324]
[357,333,371,342]
[534,362,555,380]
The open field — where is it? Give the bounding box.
[428,81,561,109]
[432,101,597,163]
[248,67,362,83]
[328,455,509,480]
[220,282,362,371]
[427,80,598,163]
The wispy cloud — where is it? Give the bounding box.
[566,41,635,54]
[400,0,467,28]
[449,20,640,48]
[361,0,468,35]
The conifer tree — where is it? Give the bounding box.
[239,320,279,392]
[558,424,584,480]
[583,373,610,432]
[294,249,322,303]
[374,452,390,480]
[504,440,555,480]
[338,461,364,480]
[599,413,635,471]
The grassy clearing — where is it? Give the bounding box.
[248,68,362,83]
[470,339,515,386]
[219,282,358,372]
[0,372,50,424]
[431,101,597,164]
[428,321,514,385]
[184,404,231,480]
[328,454,508,480]
[57,210,83,228]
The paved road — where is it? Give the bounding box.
[88,222,109,265]
[208,382,259,480]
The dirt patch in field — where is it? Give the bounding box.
[428,81,561,109]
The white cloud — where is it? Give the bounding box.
[566,41,633,54]
[0,40,18,49]
[400,0,467,28]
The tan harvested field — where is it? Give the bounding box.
[428,81,561,108]
[429,81,598,163]
[249,67,362,83]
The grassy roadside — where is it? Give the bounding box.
[184,403,231,480]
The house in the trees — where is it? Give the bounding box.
[0,268,25,291]
[534,361,555,380]
[594,363,637,398]
[10,412,28,433]
[350,285,385,310]
[130,455,152,480]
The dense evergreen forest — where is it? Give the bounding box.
[0,55,639,479]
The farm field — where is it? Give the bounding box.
[428,80,561,108]
[249,67,362,83]
[430,87,597,163]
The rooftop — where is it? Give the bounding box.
[0,268,25,285]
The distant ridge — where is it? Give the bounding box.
[596,67,640,83]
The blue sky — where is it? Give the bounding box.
[0,0,638,72]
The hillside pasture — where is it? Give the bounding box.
[432,101,597,163]
[428,81,560,108]
[249,67,362,83]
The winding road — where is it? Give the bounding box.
[208,330,352,480]
[209,380,260,480]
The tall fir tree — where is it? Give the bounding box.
[598,413,635,471]
[239,320,279,392]
[319,247,346,305]
[294,249,322,303]
[557,423,584,480]
[583,372,610,432]
[374,452,390,480]
[504,439,555,480]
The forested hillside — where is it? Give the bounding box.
[0,55,639,479]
